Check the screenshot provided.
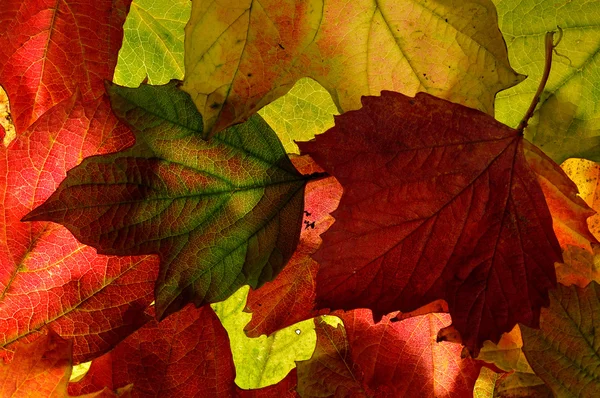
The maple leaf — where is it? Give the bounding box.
[0,0,131,135]
[68,304,235,397]
[493,0,600,163]
[0,92,158,364]
[298,90,562,356]
[297,311,482,397]
[521,282,600,397]
[25,81,311,320]
[114,0,190,86]
[0,330,130,397]
[244,155,342,337]
[182,0,522,136]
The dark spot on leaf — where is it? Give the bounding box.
[247,73,253,77]
[278,43,285,50]
[210,102,220,109]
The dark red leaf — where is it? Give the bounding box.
[0,0,131,134]
[296,318,370,397]
[298,91,561,356]
[68,304,237,398]
[0,93,158,363]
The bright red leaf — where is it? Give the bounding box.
[68,304,236,397]
[298,91,561,356]
[0,330,128,397]
[0,92,158,363]
[244,156,342,337]
[297,311,482,397]
[0,0,131,134]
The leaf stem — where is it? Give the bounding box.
[516,27,563,135]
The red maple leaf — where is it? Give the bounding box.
[0,0,131,134]
[0,330,128,397]
[68,302,299,397]
[298,91,562,356]
[297,310,481,397]
[0,92,158,363]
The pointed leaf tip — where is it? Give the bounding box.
[27,82,309,319]
[299,90,561,356]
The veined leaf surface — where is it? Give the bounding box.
[299,91,561,356]
[25,81,310,320]
[183,0,522,136]
[0,0,131,134]
[0,93,158,364]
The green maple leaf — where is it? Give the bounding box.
[24,81,310,319]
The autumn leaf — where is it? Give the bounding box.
[476,325,532,374]
[524,142,598,251]
[244,155,342,337]
[493,0,600,163]
[296,318,369,397]
[212,286,315,389]
[182,0,522,136]
[297,310,482,397]
[0,330,129,397]
[555,244,600,289]
[0,0,131,135]
[68,304,235,397]
[0,92,158,364]
[114,0,191,86]
[25,81,310,320]
[561,158,600,240]
[521,282,600,397]
[258,79,338,154]
[298,90,561,356]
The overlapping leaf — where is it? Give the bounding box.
[244,156,342,337]
[562,158,600,240]
[0,93,158,364]
[0,331,128,397]
[494,0,600,163]
[25,81,310,320]
[114,0,190,86]
[258,79,338,154]
[183,0,522,136]
[0,0,131,134]
[299,90,561,355]
[297,310,482,397]
[68,304,236,397]
[213,286,315,389]
[521,282,600,397]
[524,142,598,251]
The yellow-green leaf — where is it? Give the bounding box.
[212,286,316,389]
[114,0,190,87]
[183,0,523,136]
[494,0,600,163]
